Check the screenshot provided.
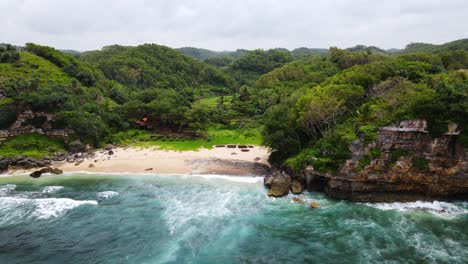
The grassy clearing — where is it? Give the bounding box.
[198,96,233,109]
[113,126,262,151]
[0,52,73,87]
[0,133,66,158]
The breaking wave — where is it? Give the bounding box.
[363,200,468,218]
[0,197,97,224]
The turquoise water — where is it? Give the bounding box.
[0,173,467,264]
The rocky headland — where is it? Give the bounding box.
[265,120,468,202]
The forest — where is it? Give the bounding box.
[0,39,467,174]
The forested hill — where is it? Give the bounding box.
[0,39,467,163]
[400,38,468,54]
[176,47,228,60]
[79,44,235,94]
[176,47,249,61]
[178,46,327,62]
[0,43,236,151]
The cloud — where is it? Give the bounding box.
[0,0,466,51]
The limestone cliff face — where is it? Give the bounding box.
[0,109,69,141]
[306,120,467,202]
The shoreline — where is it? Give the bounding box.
[4,145,272,177]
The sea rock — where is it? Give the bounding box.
[108,150,114,155]
[263,175,275,188]
[309,202,320,209]
[267,173,291,197]
[292,197,305,203]
[291,179,304,194]
[88,164,95,168]
[0,158,11,172]
[254,157,261,162]
[30,170,42,178]
[29,167,63,178]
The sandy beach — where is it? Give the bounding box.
[52,145,271,176]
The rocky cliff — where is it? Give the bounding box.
[265,120,468,202]
[0,109,69,142]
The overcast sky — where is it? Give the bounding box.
[1,0,466,51]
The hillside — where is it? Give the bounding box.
[225,49,294,85]
[400,38,468,54]
[0,40,467,162]
[177,47,249,61]
[79,44,235,95]
[176,47,228,60]
[0,43,239,152]
[291,47,328,59]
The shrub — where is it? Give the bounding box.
[0,133,65,158]
[412,157,430,171]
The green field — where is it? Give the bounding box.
[113,126,261,151]
[198,96,233,109]
[0,133,66,158]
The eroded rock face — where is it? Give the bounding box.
[291,179,304,194]
[0,109,69,141]
[302,120,468,202]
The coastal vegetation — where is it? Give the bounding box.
[0,39,467,168]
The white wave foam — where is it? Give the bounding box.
[97,191,119,199]
[187,174,264,183]
[162,188,245,235]
[42,186,64,194]
[364,201,468,218]
[0,197,97,220]
[0,184,16,196]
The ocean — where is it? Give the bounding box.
[0,173,467,264]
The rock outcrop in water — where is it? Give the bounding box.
[265,120,468,202]
[264,171,291,197]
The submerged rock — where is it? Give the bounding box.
[292,197,305,203]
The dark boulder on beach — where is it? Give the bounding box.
[29,167,63,178]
